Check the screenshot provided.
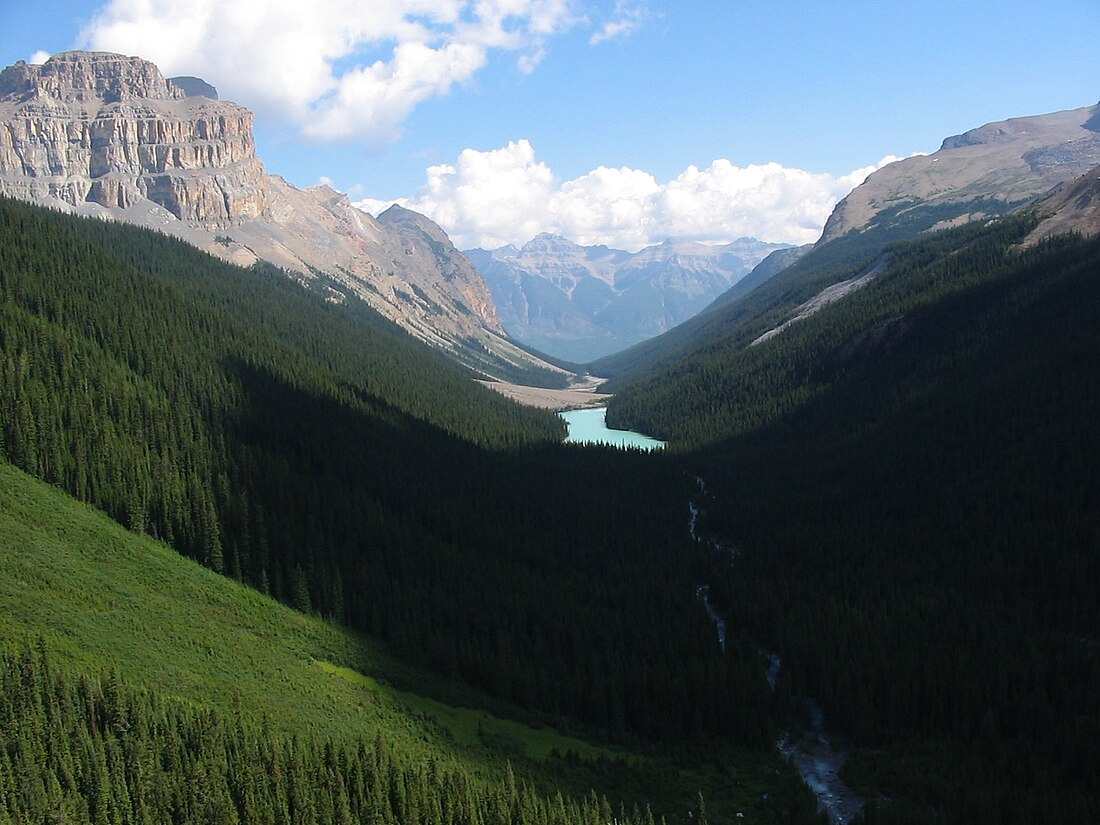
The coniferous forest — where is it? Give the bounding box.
[2,190,1099,824]
[0,196,826,823]
[0,640,665,825]
[606,213,1100,822]
[0,197,769,745]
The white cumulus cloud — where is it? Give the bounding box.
[355,142,902,250]
[358,140,557,248]
[78,0,580,144]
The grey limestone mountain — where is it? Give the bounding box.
[466,233,790,362]
[0,51,267,226]
[168,76,218,99]
[0,51,553,380]
[820,102,1100,243]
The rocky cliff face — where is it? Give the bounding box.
[820,103,1100,243]
[0,52,267,227]
[1022,164,1100,246]
[375,205,504,334]
[467,234,788,362]
[0,51,548,381]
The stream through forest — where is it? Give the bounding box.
[688,478,864,825]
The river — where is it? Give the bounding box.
[778,702,866,825]
[558,407,666,450]
[687,477,864,825]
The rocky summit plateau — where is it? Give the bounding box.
[0,51,552,379]
[820,102,1100,243]
[0,51,267,226]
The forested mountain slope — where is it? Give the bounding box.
[591,198,976,384]
[0,51,556,383]
[606,213,1100,821]
[0,196,775,756]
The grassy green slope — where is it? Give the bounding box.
[0,460,823,823]
[0,196,762,746]
[0,459,518,759]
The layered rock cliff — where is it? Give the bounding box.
[0,51,267,227]
[0,51,546,380]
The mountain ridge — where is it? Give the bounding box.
[594,102,1100,385]
[820,102,1100,243]
[467,232,789,361]
[0,51,555,381]
[1023,163,1100,245]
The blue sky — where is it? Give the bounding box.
[2,1,1097,250]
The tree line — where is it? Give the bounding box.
[1,639,682,825]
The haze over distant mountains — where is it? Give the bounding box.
[466,234,789,362]
[0,51,556,381]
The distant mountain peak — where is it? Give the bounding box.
[378,202,419,219]
[522,232,579,251]
[377,203,450,239]
[467,235,789,362]
[169,75,218,99]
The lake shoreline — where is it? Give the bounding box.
[560,407,667,450]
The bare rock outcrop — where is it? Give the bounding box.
[1021,164,1100,246]
[376,205,504,334]
[0,51,554,380]
[0,51,267,227]
[820,103,1100,244]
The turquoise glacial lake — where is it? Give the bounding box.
[558,408,667,451]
